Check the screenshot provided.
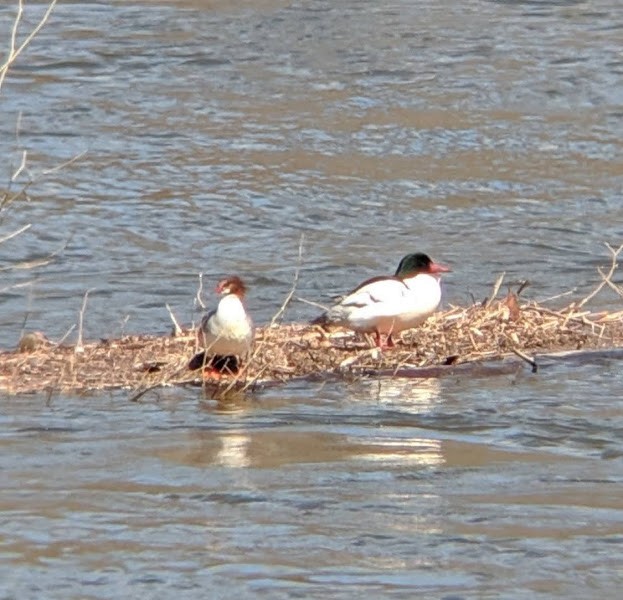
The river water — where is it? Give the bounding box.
[1,0,623,597]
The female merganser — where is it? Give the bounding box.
[313,252,450,348]
[191,275,254,373]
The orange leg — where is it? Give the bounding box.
[202,366,223,381]
[374,331,395,349]
[374,331,383,347]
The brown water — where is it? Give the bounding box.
[1,0,623,597]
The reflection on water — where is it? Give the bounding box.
[346,377,445,467]
[358,436,443,468]
[1,360,623,597]
[354,376,442,411]
[215,433,251,468]
[2,0,623,597]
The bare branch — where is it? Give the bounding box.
[41,149,88,175]
[0,236,69,271]
[195,272,206,311]
[577,243,623,308]
[597,267,623,300]
[0,0,59,93]
[484,272,505,308]
[166,303,183,336]
[75,288,95,353]
[269,233,305,327]
[295,295,329,311]
[0,223,31,244]
[11,150,28,182]
[55,324,76,347]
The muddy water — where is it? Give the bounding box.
[1,0,623,597]
[2,365,623,597]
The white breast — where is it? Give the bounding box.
[200,294,254,356]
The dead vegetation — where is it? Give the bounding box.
[1,2,621,399]
[2,244,623,399]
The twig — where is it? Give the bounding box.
[166,303,183,336]
[195,272,206,310]
[509,346,538,373]
[17,282,35,341]
[269,233,305,328]
[55,324,76,347]
[537,288,577,304]
[129,383,162,403]
[577,243,623,308]
[0,277,43,294]
[484,272,505,307]
[11,149,27,182]
[1,1,83,227]
[75,288,94,353]
[218,337,264,397]
[0,235,70,272]
[0,0,59,92]
[0,223,31,245]
[295,295,330,311]
[390,349,420,377]
[516,280,530,296]
[118,314,130,337]
[15,111,23,147]
[40,150,88,175]
[599,270,623,300]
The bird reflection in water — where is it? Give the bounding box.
[215,432,251,469]
[356,376,442,412]
[350,377,445,468]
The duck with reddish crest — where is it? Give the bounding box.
[190,275,254,374]
[313,252,450,348]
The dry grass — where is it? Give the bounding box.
[2,243,623,399]
[2,289,623,398]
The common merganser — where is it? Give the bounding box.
[192,275,254,373]
[313,252,450,348]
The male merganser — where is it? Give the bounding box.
[191,275,254,373]
[313,252,450,348]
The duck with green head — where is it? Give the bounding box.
[313,252,450,348]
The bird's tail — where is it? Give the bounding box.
[311,307,346,328]
[310,313,329,326]
[188,351,240,373]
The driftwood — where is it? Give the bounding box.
[2,243,623,399]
